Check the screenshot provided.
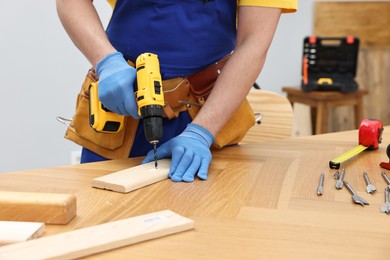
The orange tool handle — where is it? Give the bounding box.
[302,56,308,85]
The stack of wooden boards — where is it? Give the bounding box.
[0,160,194,258]
[0,190,77,245]
[0,210,194,259]
[0,191,77,225]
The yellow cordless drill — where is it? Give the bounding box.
[89,53,164,168]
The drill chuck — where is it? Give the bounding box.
[141,105,163,143]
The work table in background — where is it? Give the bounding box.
[1,127,390,259]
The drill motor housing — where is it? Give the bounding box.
[135,53,164,144]
[89,52,164,146]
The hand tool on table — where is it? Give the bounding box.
[89,53,164,168]
[363,172,376,194]
[333,170,340,180]
[380,187,390,214]
[335,168,346,190]
[317,173,324,196]
[329,119,384,169]
[379,144,390,170]
[343,180,369,206]
[381,171,390,189]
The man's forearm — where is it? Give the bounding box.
[192,6,282,136]
[56,0,115,67]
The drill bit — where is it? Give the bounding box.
[152,141,158,169]
[317,173,324,196]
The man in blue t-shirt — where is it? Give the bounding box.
[56,0,297,182]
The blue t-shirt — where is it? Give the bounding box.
[106,0,237,79]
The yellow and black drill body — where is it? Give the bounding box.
[89,53,164,167]
[135,53,164,147]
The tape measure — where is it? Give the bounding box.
[329,119,384,169]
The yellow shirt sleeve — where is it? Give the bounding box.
[238,0,297,13]
[107,0,116,9]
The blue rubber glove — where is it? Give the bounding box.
[142,123,215,182]
[95,52,139,118]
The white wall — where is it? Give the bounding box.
[0,0,313,172]
[259,0,314,92]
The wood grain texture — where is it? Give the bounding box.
[0,191,76,224]
[314,1,390,47]
[91,159,170,193]
[1,128,390,258]
[0,210,194,260]
[241,89,293,143]
[356,47,390,123]
[0,221,45,246]
[235,207,390,259]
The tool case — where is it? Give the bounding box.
[301,36,360,93]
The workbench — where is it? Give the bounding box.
[1,127,390,259]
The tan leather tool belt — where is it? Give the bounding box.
[64,53,254,159]
[163,53,232,119]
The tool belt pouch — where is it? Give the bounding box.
[64,70,139,159]
[187,55,255,149]
[162,77,192,119]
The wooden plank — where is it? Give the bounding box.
[0,210,194,260]
[0,221,45,246]
[91,159,171,193]
[356,47,390,124]
[0,191,76,224]
[314,1,390,47]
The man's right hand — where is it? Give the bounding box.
[95,52,140,118]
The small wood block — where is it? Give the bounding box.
[0,191,76,224]
[0,210,194,259]
[91,159,171,193]
[0,221,45,246]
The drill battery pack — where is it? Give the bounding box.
[301,36,360,93]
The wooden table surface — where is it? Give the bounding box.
[1,127,390,259]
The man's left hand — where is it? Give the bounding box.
[142,123,214,182]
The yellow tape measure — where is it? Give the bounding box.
[329,119,383,169]
[329,145,368,169]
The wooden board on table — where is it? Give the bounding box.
[91,159,171,193]
[0,210,194,260]
[0,221,45,246]
[0,191,76,224]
